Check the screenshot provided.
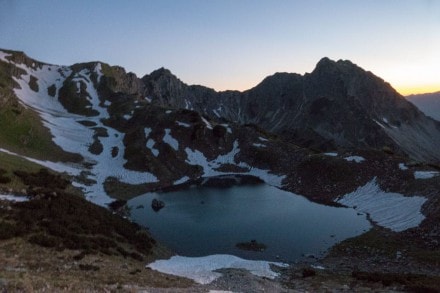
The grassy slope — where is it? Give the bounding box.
[0,56,81,163]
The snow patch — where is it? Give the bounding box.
[123,112,133,120]
[185,140,285,187]
[176,121,191,128]
[165,110,172,114]
[0,194,29,202]
[0,51,12,62]
[146,254,287,285]
[163,129,179,151]
[221,124,233,134]
[336,178,427,232]
[94,63,103,84]
[258,137,269,142]
[398,163,408,171]
[252,143,266,148]
[324,152,338,157]
[146,139,159,157]
[184,99,193,110]
[311,265,325,270]
[0,148,82,176]
[174,176,190,185]
[145,96,152,103]
[344,156,365,163]
[414,171,439,179]
[201,116,213,129]
[144,128,152,138]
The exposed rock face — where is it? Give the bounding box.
[1,48,439,208]
[142,58,440,163]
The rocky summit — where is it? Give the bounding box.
[0,48,440,291]
[143,57,440,163]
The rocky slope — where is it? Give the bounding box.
[407,91,440,121]
[143,59,440,164]
[1,48,440,291]
[0,48,438,209]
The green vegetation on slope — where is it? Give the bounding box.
[0,59,82,162]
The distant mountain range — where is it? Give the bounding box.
[406,91,440,121]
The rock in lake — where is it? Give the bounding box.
[151,199,165,212]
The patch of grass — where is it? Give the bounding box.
[0,168,11,184]
[0,152,51,190]
[0,59,81,163]
[0,99,81,163]
[14,168,70,190]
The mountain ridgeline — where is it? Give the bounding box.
[144,58,440,163]
[1,48,440,199]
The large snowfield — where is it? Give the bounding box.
[146,254,287,284]
[336,178,427,232]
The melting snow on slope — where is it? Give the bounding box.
[0,148,81,176]
[11,63,157,205]
[174,176,190,185]
[185,140,285,187]
[336,178,427,232]
[344,156,365,163]
[414,171,439,179]
[146,254,287,285]
[0,51,12,62]
[163,129,179,151]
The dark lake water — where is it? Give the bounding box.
[128,184,371,262]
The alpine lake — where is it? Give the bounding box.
[128,182,371,263]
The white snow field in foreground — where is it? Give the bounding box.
[336,179,427,232]
[146,254,288,285]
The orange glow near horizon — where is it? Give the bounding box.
[395,85,440,96]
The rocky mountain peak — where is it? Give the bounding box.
[146,67,175,80]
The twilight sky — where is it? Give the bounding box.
[0,0,439,95]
